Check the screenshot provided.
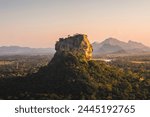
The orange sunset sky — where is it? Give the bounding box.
[0,0,150,48]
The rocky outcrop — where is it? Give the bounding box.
[55,34,93,60]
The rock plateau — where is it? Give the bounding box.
[55,34,93,60]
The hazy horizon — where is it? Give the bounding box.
[0,36,149,48]
[0,0,150,48]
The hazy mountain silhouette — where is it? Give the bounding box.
[1,38,149,56]
[0,46,55,56]
[92,37,150,55]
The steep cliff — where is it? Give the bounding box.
[55,34,93,60]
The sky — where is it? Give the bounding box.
[0,0,150,48]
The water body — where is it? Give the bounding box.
[92,58,112,62]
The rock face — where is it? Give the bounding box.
[55,34,93,60]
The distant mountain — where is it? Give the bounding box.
[94,43,124,54]
[0,46,55,56]
[92,37,150,55]
[1,38,149,56]
[127,40,149,51]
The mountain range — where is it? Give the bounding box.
[92,38,150,55]
[0,38,149,56]
[0,46,55,56]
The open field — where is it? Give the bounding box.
[0,61,14,65]
[131,61,150,64]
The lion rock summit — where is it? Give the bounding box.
[55,34,93,60]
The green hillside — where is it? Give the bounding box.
[0,51,149,99]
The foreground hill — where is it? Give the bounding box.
[0,51,149,99]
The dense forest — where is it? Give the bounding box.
[0,53,149,100]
